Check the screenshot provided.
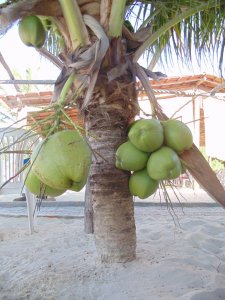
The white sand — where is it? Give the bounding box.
[1,198,225,300]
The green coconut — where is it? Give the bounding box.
[129,168,159,199]
[128,118,164,152]
[31,130,92,191]
[24,167,66,197]
[18,15,46,48]
[147,146,182,180]
[115,140,150,171]
[161,119,193,153]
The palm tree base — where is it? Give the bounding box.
[84,75,138,262]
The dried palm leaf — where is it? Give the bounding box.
[180,146,225,207]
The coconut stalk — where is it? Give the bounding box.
[108,0,126,37]
[58,0,90,50]
[57,73,77,105]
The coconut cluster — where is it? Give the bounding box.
[24,130,92,197]
[115,118,193,199]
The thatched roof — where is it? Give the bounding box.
[138,74,225,98]
[1,74,224,108]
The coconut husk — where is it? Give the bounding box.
[180,145,225,208]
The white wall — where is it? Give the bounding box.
[204,98,225,160]
[138,95,201,147]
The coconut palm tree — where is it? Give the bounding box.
[1,0,225,263]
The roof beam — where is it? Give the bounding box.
[0,80,56,85]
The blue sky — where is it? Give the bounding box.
[0,22,220,95]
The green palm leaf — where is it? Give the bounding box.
[126,1,225,73]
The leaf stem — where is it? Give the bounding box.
[108,0,126,37]
[58,0,90,49]
[57,73,76,105]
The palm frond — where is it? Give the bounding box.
[1,0,225,75]
[126,1,225,75]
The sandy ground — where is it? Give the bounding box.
[1,190,225,300]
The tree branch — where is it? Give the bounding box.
[36,48,63,69]
[0,51,21,92]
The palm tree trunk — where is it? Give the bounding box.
[84,75,138,263]
[84,177,94,234]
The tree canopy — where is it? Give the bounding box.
[0,0,224,75]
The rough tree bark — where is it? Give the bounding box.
[84,74,138,263]
[84,177,94,234]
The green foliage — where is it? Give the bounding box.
[200,147,224,171]
[12,68,32,93]
[124,20,134,32]
[126,1,225,75]
[11,68,52,93]
[210,159,225,172]
[12,68,36,93]
[1,0,225,75]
